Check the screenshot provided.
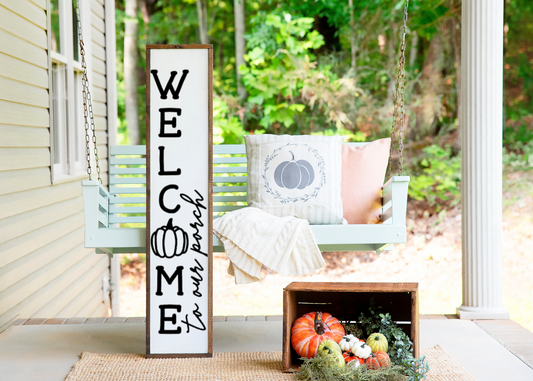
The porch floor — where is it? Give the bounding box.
[0,316,532,380]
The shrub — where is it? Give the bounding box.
[408,145,461,210]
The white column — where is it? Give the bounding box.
[457,0,509,320]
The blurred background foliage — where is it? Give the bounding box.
[114,0,533,209]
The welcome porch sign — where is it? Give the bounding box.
[146,45,213,357]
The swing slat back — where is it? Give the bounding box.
[83,144,409,255]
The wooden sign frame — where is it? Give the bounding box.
[146,45,213,358]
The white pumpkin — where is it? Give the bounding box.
[353,341,372,359]
[339,335,359,352]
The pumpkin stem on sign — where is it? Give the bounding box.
[167,218,173,228]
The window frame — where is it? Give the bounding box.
[48,0,87,183]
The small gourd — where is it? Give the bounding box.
[317,341,345,368]
[342,351,364,365]
[366,332,388,353]
[318,340,342,355]
[343,352,362,368]
[339,334,359,352]
[352,341,372,359]
[364,350,390,370]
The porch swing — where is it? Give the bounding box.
[80,2,411,256]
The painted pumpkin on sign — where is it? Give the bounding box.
[274,151,315,190]
[291,311,345,359]
[151,218,189,258]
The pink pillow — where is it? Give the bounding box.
[341,138,391,224]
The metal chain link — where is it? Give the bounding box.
[76,1,101,183]
[387,0,409,179]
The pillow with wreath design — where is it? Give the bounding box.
[245,134,344,224]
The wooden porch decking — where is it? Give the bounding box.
[1,315,532,381]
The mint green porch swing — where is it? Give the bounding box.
[79,2,411,256]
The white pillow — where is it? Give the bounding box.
[245,134,344,224]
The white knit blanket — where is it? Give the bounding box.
[213,207,326,284]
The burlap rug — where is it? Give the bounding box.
[64,345,476,381]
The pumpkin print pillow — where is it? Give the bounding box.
[245,134,344,224]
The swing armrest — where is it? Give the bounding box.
[82,180,110,229]
[381,176,410,225]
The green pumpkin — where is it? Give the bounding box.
[366,332,389,353]
[317,340,344,368]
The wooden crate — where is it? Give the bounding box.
[282,282,419,372]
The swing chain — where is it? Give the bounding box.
[387,0,408,179]
[76,1,102,183]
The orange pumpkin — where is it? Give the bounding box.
[364,350,390,370]
[342,351,365,365]
[291,312,345,358]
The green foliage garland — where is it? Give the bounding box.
[357,301,430,381]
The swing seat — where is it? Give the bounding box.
[82,144,409,255]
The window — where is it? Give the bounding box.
[50,0,86,180]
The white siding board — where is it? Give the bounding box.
[91,12,105,33]
[0,244,93,316]
[0,125,50,147]
[0,196,82,244]
[0,76,49,108]
[0,29,47,68]
[0,167,50,196]
[94,116,107,131]
[0,0,47,29]
[95,145,108,160]
[92,56,106,75]
[93,101,107,117]
[91,0,105,20]
[93,86,107,102]
[0,228,84,294]
[0,213,84,268]
[95,130,108,146]
[92,28,106,48]
[89,301,108,318]
[98,158,108,173]
[0,0,114,326]
[72,282,109,318]
[91,42,106,62]
[0,181,81,220]
[0,5,47,49]
[0,52,48,88]
[0,148,50,171]
[59,272,107,317]
[92,71,106,89]
[101,172,109,187]
[28,0,46,11]
[34,257,108,317]
[0,100,49,127]
[0,245,100,325]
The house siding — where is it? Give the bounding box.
[0,0,114,327]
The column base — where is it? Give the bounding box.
[456,306,510,320]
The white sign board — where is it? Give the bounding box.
[146,45,213,357]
